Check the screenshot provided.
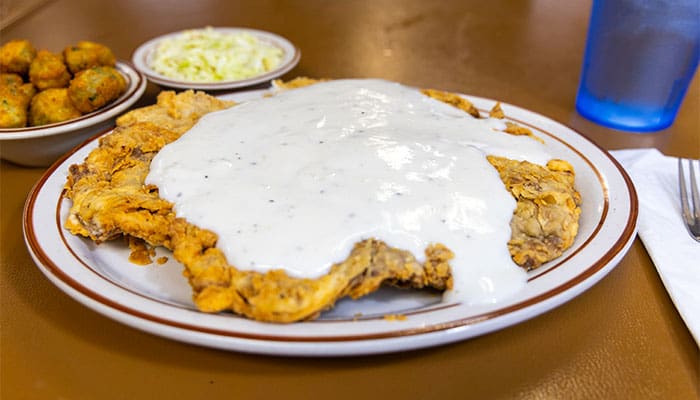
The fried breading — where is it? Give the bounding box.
[68,66,126,113]
[115,90,233,134]
[64,82,581,323]
[64,91,234,245]
[28,50,70,91]
[29,88,81,126]
[0,73,24,87]
[0,77,35,128]
[487,156,581,270]
[420,88,480,118]
[63,40,116,74]
[0,39,36,75]
[1,39,125,128]
[272,76,326,90]
[64,122,180,245]
[171,220,452,322]
[127,236,156,266]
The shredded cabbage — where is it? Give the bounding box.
[150,27,284,82]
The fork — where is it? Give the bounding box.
[678,158,700,242]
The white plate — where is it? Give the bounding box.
[0,61,146,166]
[132,27,300,90]
[23,90,638,356]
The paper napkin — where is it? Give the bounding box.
[611,148,700,345]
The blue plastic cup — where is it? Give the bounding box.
[576,0,700,132]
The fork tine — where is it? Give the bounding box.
[679,158,700,242]
[689,159,700,220]
[679,158,691,224]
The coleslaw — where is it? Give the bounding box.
[149,27,284,83]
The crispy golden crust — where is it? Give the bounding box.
[272,77,326,90]
[1,73,24,87]
[0,94,27,128]
[487,156,581,270]
[115,90,234,134]
[64,80,581,322]
[489,103,543,142]
[64,122,180,245]
[489,102,505,119]
[127,236,157,265]
[0,40,36,75]
[1,39,126,127]
[420,88,481,118]
[28,50,71,91]
[68,66,126,113]
[0,79,35,128]
[63,41,116,74]
[171,219,452,322]
[64,91,234,245]
[28,88,81,126]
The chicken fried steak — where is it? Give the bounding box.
[64,81,581,323]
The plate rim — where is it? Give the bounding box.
[22,88,639,356]
[131,27,301,90]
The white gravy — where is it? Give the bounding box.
[147,79,551,304]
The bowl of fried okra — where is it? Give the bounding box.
[0,39,146,167]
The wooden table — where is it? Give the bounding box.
[2,1,698,398]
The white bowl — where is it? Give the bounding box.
[132,27,300,90]
[0,61,147,167]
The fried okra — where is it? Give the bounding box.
[0,76,36,128]
[0,95,27,128]
[1,73,25,87]
[63,41,116,74]
[29,50,71,90]
[68,66,126,113]
[29,88,81,126]
[0,40,36,75]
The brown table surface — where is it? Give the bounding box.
[1,1,699,399]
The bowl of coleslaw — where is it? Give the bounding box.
[132,27,300,90]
